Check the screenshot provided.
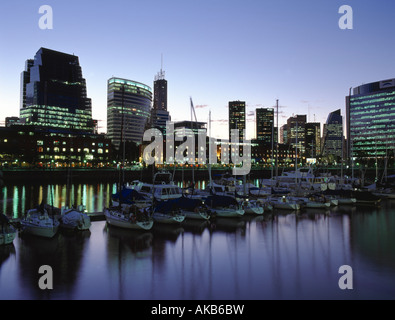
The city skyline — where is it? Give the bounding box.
[1,0,395,139]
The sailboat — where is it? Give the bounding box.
[60,204,91,231]
[204,194,244,218]
[20,202,60,238]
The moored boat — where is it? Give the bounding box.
[104,205,154,230]
[60,205,91,231]
[20,207,59,238]
[269,196,300,210]
[204,195,244,218]
[152,200,186,224]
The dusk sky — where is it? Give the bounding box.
[1,0,395,139]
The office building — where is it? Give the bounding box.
[228,100,246,159]
[305,122,321,158]
[346,79,395,160]
[322,109,343,158]
[107,77,152,148]
[20,48,95,133]
[256,108,274,144]
[151,68,170,132]
[229,100,246,141]
[286,115,307,156]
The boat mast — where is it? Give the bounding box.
[295,118,298,187]
[208,110,213,187]
[190,97,198,188]
[275,99,279,182]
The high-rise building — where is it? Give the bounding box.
[153,69,167,112]
[305,122,321,158]
[280,124,288,144]
[229,100,246,158]
[256,108,274,144]
[20,59,34,110]
[286,115,307,155]
[151,68,170,132]
[229,101,246,142]
[107,77,152,148]
[346,79,395,160]
[20,48,95,133]
[322,109,343,158]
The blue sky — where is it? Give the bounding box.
[1,0,395,139]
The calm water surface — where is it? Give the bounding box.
[1,182,395,300]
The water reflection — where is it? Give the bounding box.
[1,182,116,218]
[0,181,395,300]
[17,231,90,300]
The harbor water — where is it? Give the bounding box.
[1,182,395,300]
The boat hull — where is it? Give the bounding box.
[337,198,357,205]
[183,211,210,220]
[20,222,59,238]
[104,209,154,230]
[152,212,185,224]
[211,208,244,218]
[60,210,92,231]
[305,202,331,209]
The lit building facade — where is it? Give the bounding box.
[107,77,152,148]
[305,122,321,158]
[229,101,246,142]
[256,108,274,144]
[346,79,395,159]
[321,109,343,158]
[286,115,306,155]
[0,125,112,168]
[20,48,95,133]
[150,69,170,133]
[228,101,246,159]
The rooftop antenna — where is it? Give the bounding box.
[155,54,165,81]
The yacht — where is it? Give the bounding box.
[104,205,154,230]
[59,205,91,231]
[20,206,60,238]
[204,195,244,218]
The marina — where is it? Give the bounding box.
[0,179,395,300]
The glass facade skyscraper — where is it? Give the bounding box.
[256,108,274,144]
[346,79,395,159]
[305,122,321,158]
[286,115,306,155]
[322,110,343,158]
[229,101,246,142]
[20,48,95,133]
[107,77,152,148]
[151,69,170,133]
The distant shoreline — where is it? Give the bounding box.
[1,167,383,185]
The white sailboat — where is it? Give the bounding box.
[151,198,186,224]
[20,206,59,238]
[104,205,154,230]
[205,195,244,218]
